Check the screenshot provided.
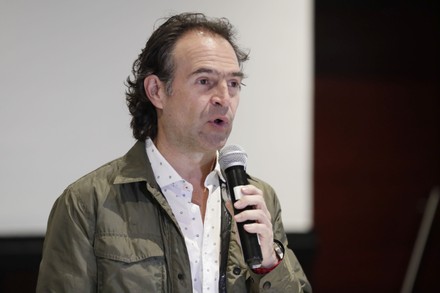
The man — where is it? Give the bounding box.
[37,12,311,292]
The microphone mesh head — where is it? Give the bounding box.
[218,145,248,171]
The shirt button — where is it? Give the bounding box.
[263,281,271,289]
[233,267,241,275]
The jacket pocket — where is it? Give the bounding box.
[94,234,166,292]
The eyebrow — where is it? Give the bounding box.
[190,67,245,79]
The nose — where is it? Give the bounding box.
[211,81,231,107]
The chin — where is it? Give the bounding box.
[202,137,229,152]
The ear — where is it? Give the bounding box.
[144,75,166,109]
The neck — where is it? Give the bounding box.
[153,137,217,187]
[152,137,217,222]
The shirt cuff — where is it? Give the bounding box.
[252,258,282,275]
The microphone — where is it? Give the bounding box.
[219,145,263,269]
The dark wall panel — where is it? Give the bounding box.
[313,1,440,292]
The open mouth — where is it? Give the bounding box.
[214,118,224,125]
[210,117,229,128]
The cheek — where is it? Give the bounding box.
[171,103,197,126]
[231,97,240,114]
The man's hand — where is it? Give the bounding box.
[233,185,279,268]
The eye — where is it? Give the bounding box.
[228,79,243,90]
[229,80,239,88]
[198,78,209,85]
[228,79,244,92]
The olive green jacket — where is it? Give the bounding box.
[37,141,311,292]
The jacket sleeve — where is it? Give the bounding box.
[248,179,312,293]
[36,187,97,293]
[248,249,312,292]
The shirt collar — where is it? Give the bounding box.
[145,137,225,190]
[145,138,184,189]
[211,159,225,184]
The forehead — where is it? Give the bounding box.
[172,30,241,75]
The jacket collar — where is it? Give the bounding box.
[113,140,159,189]
[113,141,179,227]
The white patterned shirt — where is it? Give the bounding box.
[145,138,222,293]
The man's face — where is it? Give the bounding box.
[156,30,243,153]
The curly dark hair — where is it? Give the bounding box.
[125,12,250,141]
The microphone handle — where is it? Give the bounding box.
[225,165,263,269]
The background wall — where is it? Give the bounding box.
[0,0,314,292]
[0,0,313,235]
[312,1,439,292]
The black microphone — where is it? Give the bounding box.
[219,145,263,269]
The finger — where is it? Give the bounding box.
[234,195,271,220]
[240,185,262,195]
[234,186,264,206]
[234,208,271,226]
[242,222,273,236]
[234,194,263,209]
